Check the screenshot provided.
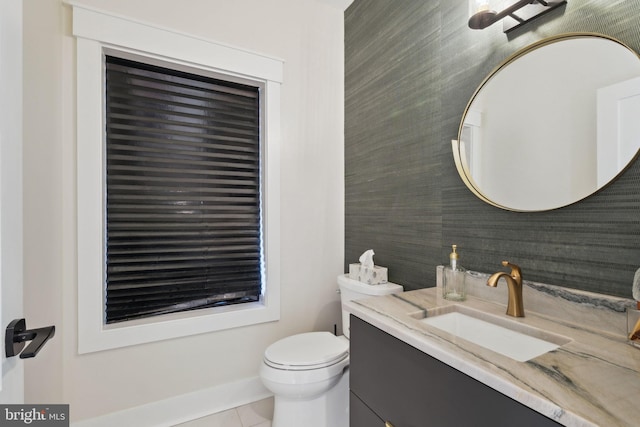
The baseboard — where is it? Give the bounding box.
[71,376,272,427]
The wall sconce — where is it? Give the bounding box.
[468,0,567,33]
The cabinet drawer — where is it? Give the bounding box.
[349,315,560,427]
[350,391,385,426]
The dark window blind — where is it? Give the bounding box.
[104,55,263,324]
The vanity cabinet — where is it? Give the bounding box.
[349,315,561,427]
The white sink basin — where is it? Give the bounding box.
[421,307,570,362]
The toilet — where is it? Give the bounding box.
[260,274,403,427]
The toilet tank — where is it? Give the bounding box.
[338,274,403,338]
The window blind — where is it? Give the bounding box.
[104,55,263,323]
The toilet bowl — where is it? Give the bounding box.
[260,332,350,427]
[260,275,403,427]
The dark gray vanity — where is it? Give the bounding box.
[349,315,561,426]
[344,267,639,427]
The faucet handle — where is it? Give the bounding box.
[501,261,522,282]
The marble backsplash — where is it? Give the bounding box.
[436,266,637,338]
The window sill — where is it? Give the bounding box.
[79,299,279,354]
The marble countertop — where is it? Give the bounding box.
[343,268,640,427]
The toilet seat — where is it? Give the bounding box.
[264,332,348,371]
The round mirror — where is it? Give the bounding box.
[453,33,640,211]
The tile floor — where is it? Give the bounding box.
[174,397,273,427]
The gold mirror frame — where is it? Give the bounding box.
[453,33,640,211]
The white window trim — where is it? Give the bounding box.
[72,4,282,354]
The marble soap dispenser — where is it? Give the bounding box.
[443,245,467,301]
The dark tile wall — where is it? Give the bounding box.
[345,0,640,297]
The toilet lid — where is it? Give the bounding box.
[264,332,349,370]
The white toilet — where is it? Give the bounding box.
[260,274,403,427]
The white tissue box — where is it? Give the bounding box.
[349,263,388,285]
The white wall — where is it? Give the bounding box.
[0,0,24,404]
[23,0,345,422]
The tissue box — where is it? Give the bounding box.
[349,263,388,285]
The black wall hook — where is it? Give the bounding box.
[5,318,55,359]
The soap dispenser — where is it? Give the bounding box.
[443,245,467,301]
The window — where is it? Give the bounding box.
[74,5,282,353]
[104,55,263,324]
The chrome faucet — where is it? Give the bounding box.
[487,261,525,317]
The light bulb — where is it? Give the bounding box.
[469,0,491,17]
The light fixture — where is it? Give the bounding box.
[468,0,567,33]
